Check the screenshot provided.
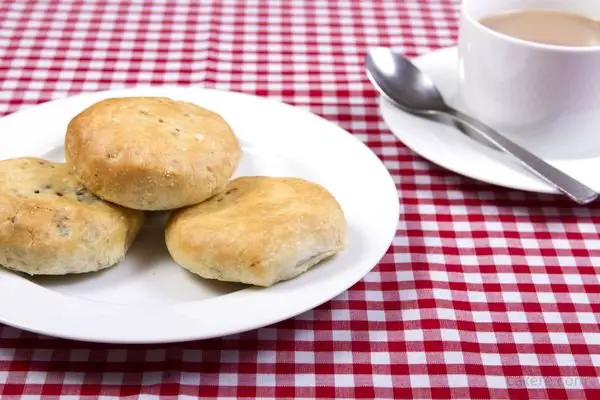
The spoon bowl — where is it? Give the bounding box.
[365,47,447,114]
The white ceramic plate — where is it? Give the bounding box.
[0,86,399,343]
[380,46,600,194]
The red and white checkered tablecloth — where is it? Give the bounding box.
[1,0,600,398]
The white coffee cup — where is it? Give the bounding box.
[457,0,600,160]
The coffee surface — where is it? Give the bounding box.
[479,9,600,47]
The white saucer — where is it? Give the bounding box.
[379,46,600,194]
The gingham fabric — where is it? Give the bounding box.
[1,0,599,399]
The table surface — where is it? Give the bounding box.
[1,1,600,399]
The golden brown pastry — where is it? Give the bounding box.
[65,97,242,210]
[165,176,347,287]
[0,157,144,275]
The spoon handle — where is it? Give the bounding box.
[444,107,598,205]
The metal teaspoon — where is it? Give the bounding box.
[365,47,598,205]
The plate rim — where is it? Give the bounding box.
[0,85,400,343]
